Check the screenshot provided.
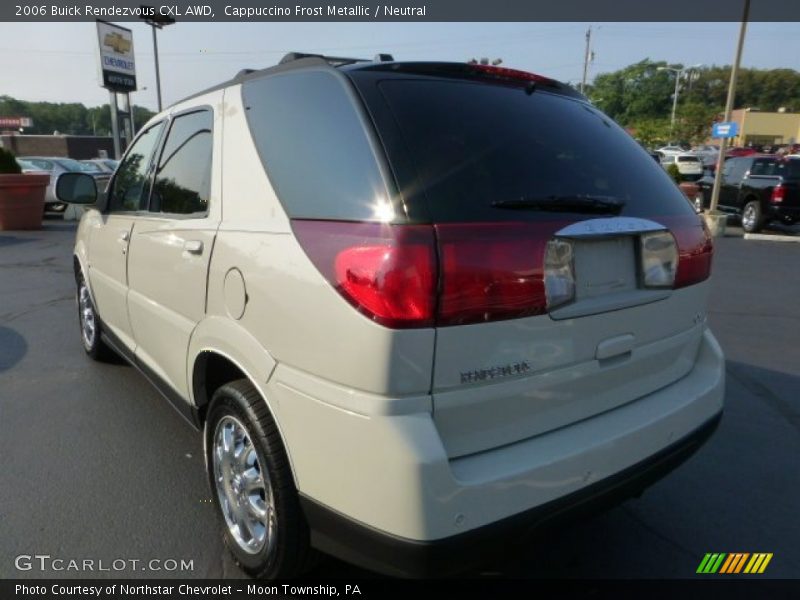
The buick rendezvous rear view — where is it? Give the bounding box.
[61,54,725,578]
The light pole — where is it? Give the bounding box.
[708,0,750,228]
[140,8,175,112]
[658,63,703,136]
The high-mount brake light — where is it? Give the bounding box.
[469,64,555,85]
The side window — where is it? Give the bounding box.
[242,71,388,221]
[108,122,165,212]
[150,110,213,216]
[724,158,745,182]
[750,159,771,176]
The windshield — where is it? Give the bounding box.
[16,159,36,170]
[372,78,695,222]
[55,158,95,172]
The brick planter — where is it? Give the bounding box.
[679,181,699,202]
[0,174,49,230]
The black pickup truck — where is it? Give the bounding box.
[696,155,800,233]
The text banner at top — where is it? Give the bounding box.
[4,0,800,22]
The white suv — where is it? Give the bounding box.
[56,54,725,578]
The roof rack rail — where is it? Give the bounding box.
[279,52,369,67]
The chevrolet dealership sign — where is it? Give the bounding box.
[96,20,137,92]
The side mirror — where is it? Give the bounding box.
[55,172,97,204]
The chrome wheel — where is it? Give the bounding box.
[78,283,96,350]
[213,415,276,556]
[742,204,756,231]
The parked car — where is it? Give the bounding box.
[692,144,720,167]
[695,155,800,232]
[659,152,704,180]
[16,158,48,175]
[656,144,686,157]
[726,146,757,158]
[674,153,705,181]
[19,156,111,215]
[56,54,724,578]
[82,158,119,174]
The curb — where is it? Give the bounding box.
[743,233,800,243]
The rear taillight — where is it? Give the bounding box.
[293,215,712,329]
[435,223,560,326]
[640,231,679,288]
[771,184,785,203]
[666,216,714,289]
[292,221,437,328]
[543,239,576,310]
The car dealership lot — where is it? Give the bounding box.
[1,221,798,579]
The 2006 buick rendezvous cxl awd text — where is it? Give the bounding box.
[55,53,724,578]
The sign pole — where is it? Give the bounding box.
[127,92,136,137]
[95,19,137,157]
[109,91,121,159]
[152,25,163,112]
[709,0,750,216]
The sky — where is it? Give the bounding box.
[0,21,798,111]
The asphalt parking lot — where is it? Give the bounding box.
[1,220,798,580]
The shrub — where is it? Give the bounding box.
[0,147,22,175]
[666,163,681,184]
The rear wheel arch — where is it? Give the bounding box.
[190,348,297,480]
[192,350,249,423]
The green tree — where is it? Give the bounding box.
[0,96,155,136]
[589,61,800,143]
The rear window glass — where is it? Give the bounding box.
[750,159,777,176]
[677,156,700,163]
[375,79,695,222]
[776,159,800,179]
[243,70,389,221]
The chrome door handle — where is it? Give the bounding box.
[119,231,130,242]
[184,240,204,255]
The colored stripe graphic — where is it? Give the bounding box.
[702,552,774,575]
[734,553,750,573]
[719,554,736,574]
[697,553,727,573]
[758,553,773,573]
[696,553,713,573]
[725,553,748,573]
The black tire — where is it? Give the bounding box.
[76,273,115,361]
[205,379,314,579]
[741,200,764,233]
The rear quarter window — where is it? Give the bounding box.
[367,77,696,222]
[242,70,390,221]
[775,159,800,179]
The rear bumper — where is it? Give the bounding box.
[272,329,724,576]
[301,411,721,577]
[766,204,800,222]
